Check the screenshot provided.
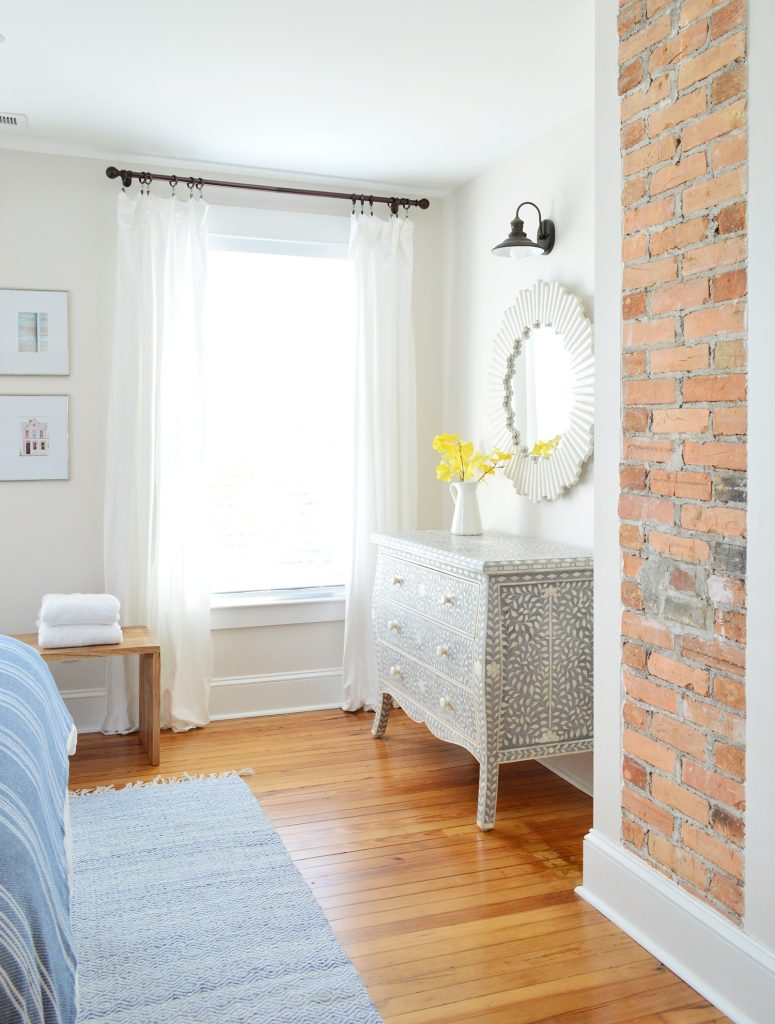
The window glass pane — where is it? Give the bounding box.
[204,248,355,593]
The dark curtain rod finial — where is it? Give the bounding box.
[105,165,430,212]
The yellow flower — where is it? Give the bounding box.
[432,434,513,483]
[433,433,460,453]
[435,460,453,481]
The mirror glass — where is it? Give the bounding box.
[507,326,573,456]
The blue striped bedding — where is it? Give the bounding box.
[0,635,77,1024]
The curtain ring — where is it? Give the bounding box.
[360,197,365,215]
[196,178,204,199]
[351,195,357,216]
[169,175,178,198]
[369,196,374,217]
[187,179,195,199]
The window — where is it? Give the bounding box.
[204,210,355,599]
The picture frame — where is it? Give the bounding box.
[0,395,69,480]
[0,289,69,375]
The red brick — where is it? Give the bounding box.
[711,0,745,40]
[620,523,645,551]
[650,217,709,257]
[647,0,672,14]
[652,277,710,315]
[683,374,746,403]
[623,752,649,789]
[622,817,647,848]
[649,20,708,74]
[625,671,679,713]
[648,833,709,889]
[714,269,747,302]
[681,504,746,537]
[623,642,648,670]
[677,32,746,91]
[622,788,674,835]
[712,65,746,105]
[619,15,672,64]
[681,635,745,676]
[671,567,697,592]
[712,132,747,171]
[649,531,710,564]
[622,318,676,348]
[651,712,707,759]
[710,873,743,916]
[619,492,675,524]
[623,437,675,462]
[623,351,647,377]
[680,0,714,28]
[707,575,746,606]
[621,464,648,490]
[623,407,650,432]
[622,75,672,122]
[683,440,746,470]
[711,805,745,844]
[714,339,746,369]
[684,303,746,340]
[713,406,746,435]
[648,651,710,695]
[650,470,712,500]
[652,775,710,825]
[623,292,648,319]
[624,553,647,578]
[686,697,746,741]
[681,821,743,877]
[652,407,710,433]
[682,760,745,810]
[683,236,746,276]
[682,98,746,151]
[622,580,645,610]
[649,88,707,137]
[624,135,679,177]
[622,611,675,650]
[716,202,746,235]
[651,153,707,195]
[714,675,745,711]
[683,168,746,216]
[623,176,648,205]
[650,344,710,373]
[715,609,746,642]
[714,741,745,778]
[623,233,648,262]
[623,256,678,290]
[624,727,677,771]
[619,58,645,96]
[623,379,676,406]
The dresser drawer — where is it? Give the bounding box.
[374,552,480,636]
[375,641,479,743]
[373,597,474,687]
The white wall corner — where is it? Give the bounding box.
[578,829,775,1024]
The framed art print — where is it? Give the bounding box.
[0,395,69,480]
[0,289,69,375]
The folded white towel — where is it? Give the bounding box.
[39,593,121,627]
[38,622,123,650]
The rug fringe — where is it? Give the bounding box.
[70,767,254,797]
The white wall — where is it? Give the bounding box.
[0,147,444,728]
[441,109,595,794]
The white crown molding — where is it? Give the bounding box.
[0,136,448,199]
[578,829,775,1024]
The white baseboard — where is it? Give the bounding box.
[578,829,775,1024]
[536,752,593,796]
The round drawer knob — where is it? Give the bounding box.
[391,575,403,587]
[389,665,402,677]
[388,620,400,632]
[441,594,455,606]
[435,645,449,658]
[439,696,454,711]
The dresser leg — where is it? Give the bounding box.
[477,758,499,831]
[372,692,392,738]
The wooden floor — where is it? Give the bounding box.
[69,708,727,1024]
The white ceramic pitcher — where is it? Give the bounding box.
[449,480,483,536]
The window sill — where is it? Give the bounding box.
[210,588,346,630]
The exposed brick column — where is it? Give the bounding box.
[618,0,747,923]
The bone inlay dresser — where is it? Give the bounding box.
[371,530,593,830]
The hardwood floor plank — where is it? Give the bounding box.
[69,708,727,1023]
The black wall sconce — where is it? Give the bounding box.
[492,201,555,258]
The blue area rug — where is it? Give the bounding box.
[69,776,382,1023]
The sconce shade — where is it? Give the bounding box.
[492,202,555,257]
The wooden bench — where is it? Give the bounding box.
[13,627,160,765]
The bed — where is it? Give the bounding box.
[0,634,78,1024]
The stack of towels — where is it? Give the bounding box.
[37,594,123,650]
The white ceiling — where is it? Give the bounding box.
[0,0,593,193]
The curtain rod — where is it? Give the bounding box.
[105,166,430,214]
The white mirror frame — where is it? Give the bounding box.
[489,279,594,503]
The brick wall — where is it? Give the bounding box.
[618,0,747,923]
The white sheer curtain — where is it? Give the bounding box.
[342,214,417,712]
[103,191,212,734]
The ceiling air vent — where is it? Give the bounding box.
[0,113,28,128]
